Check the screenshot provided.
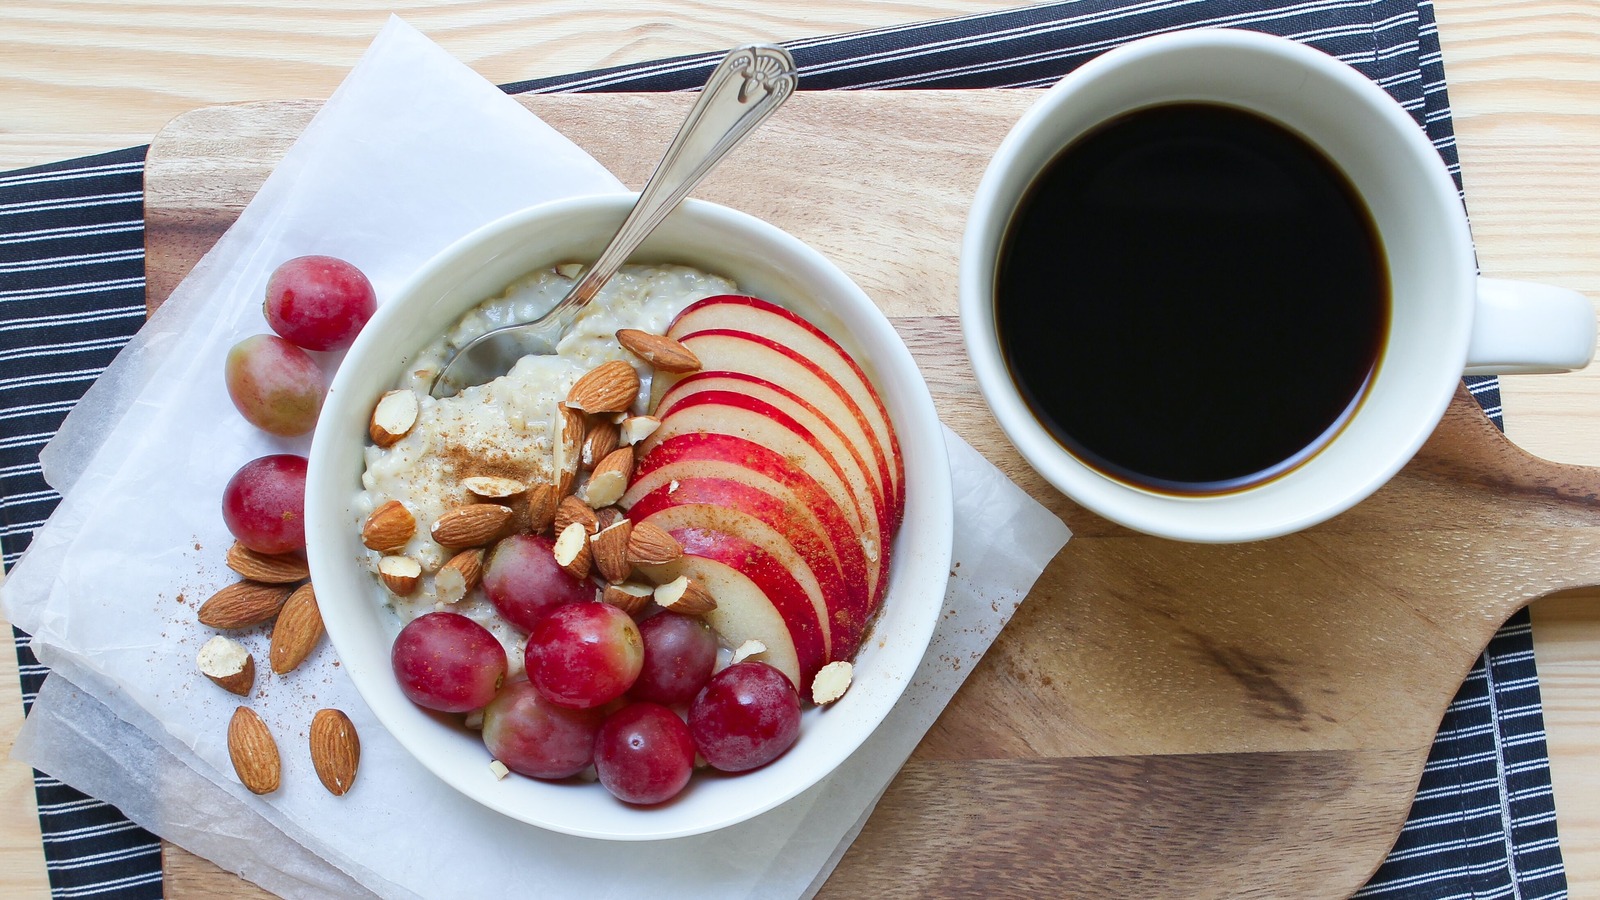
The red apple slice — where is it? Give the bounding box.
[630,478,873,658]
[657,371,890,525]
[669,296,904,518]
[624,433,876,615]
[635,528,826,688]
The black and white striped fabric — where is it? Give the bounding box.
[0,1,1565,897]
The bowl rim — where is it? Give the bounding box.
[306,194,953,839]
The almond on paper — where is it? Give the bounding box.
[225,541,309,584]
[361,500,416,551]
[626,521,682,566]
[309,708,361,796]
[564,359,641,414]
[601,581,653,617]
[431,503,513,549]
[378,555,423,595]
[369,389,420,447]
[653,575,715,616]
[590,519,633,584]
[197,636,256,696]
[582,446,633,508]
[269,583,323,675]
[811,660,854,705]
[435,548,485,603]
[615,329,702,374]
[198,581,292,629]
[552,522,592,580]
[228,706,280,795]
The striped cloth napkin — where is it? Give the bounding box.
[0,1,1567,897]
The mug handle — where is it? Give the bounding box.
[1465,276,1596,375]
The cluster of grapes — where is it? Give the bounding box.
[390,542,802,806]
[220,257,376,552]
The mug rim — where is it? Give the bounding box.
[959,28,1476,542]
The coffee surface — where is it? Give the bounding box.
[996,102,1388,493]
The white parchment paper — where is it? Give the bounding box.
[3,18,1071,898]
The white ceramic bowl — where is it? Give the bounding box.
[306,194,952,840]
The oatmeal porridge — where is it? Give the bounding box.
[355,262,736,672]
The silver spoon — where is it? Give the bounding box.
[429,44,798,398]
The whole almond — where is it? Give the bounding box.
[431,503,512,549]
[601,582,654,617]
[591,520,633,584]
[626,521,683,566]
[564,360,641,414]
[269,583,323,675]
[225,542,309,584]
[228,707,280,795]
[309,708,361,796]
[435,548,485,604]
[582,420,620,471]
[616,329,702,374]
[197,636,256,696]
[526,481,558,534]
[362,500,415,551]
[582,446,634,508]
[555,494,599,536]
[198,581,293,629]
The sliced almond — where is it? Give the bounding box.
[653,575,716,616]
[591,519,633,584]
[489,759,511,780]
[616,329,702,374]
[553,405,584,498]
[564,360,641,414]
[309,708,361,796]
[269,583,323,675]
[369,389,420,448]
[555,494,600,536]
[595,506,623,531]
[554,262,585,280]
[582,446,633,508]
[228,707,280,795]
[601,581,653,617]
[361,500,415,552]
[435,548,485,603]
[526,480,558,534]
[225,542,309,584]
[626,521,683,567]
[811,660,854,705]
[730,639,768,664]
[197,636,255,696]
[581,420,620,471]
[198,581,293,629]
[461,476,527,502]
[553,522,592,580]
[378,555,422,595]
[464,709,485,730]
[431,503,513,549]
[618,415,661,446]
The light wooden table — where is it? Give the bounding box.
[1,1,1597,897]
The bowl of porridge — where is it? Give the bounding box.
[304,194,952,839]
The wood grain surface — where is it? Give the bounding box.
[134,90,1600,898]
[2,1,1598,898]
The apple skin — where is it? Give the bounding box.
[669,295,904,517]
[636,525,826,689]
[657,371,890,526]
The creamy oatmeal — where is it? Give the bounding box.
[355,262,737,671]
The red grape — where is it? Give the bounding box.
[481,679,603,779]
[224,334,324,436]
[263,255,377,351]
[594,702,695,805]
[631,612,717,705]
[688,661,801,772]
[483,534,594,632]
[391,612,506,713]
[221,454,308,554]
[525,603,643,709]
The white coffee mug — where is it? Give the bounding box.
[961,28,1595,543]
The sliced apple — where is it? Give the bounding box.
[636,529,826,687]
[669,296,904,518]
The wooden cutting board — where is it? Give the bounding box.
[144,91,1600,898]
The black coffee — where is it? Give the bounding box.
[995,102,1388,494]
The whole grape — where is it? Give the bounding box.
[594,702,695,804]
[224,334,324,436]
[525,603,643,710]
[391,612,507,713]
[263,255,377,351]
[687,661,801,772]
[630,612,717,705]
[483,534,594,633]
[221,454,308,554]
[481,679,603,779]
